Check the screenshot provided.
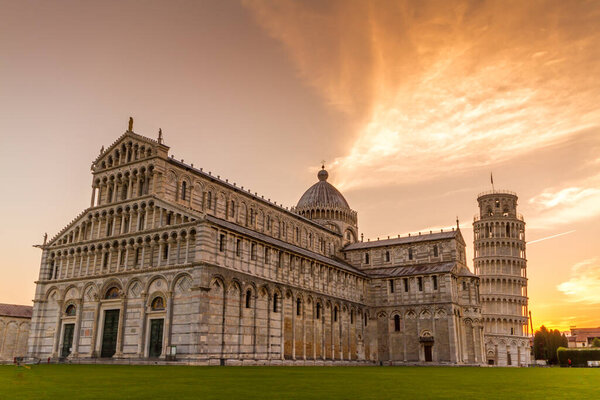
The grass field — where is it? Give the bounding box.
[1,365,598,399]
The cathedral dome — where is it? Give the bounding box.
[296,167,350,210]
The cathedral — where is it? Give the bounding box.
[27,122,530,366]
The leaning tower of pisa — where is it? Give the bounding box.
[473,190,531,366]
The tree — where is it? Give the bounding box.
[592,337,600,348]
[533,325,568,364]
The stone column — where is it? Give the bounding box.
[51,300,64,358]
[164,291,174,358]
[137,292,148,357]
[90,185,96,207]
[292,296,296,360]
[252,291,257,360]
[267,294,271,360]
[184,237,190,264]
[72,299,83,358]
[124,245,130,270]
[114,296,127,358]
[85,252,91,276]
[140,244,146,269]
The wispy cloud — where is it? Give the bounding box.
[245,0,600,190]
[557,258,600,304]
[528,181,600,228]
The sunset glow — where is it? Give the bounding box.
[1,0,599,332]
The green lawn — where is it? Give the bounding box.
[1,365,598,399]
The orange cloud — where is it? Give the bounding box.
[245,0,600,189]
[557,258,600,304]
[527,175,600,228]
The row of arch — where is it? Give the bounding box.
[360,243,443,266]
[46,228,197,280]
[167,167,343,258]
[92,164,156,207]
[213,228,365,304]
[0,319,30,361]
[52,199,196,246]
[295,205,358,226]
[474,258,526,278]
[473,241,526,259]
[96,140,154,170]
[474,221,525,240]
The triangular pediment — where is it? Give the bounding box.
[45,195,202,248]
[92,131,169,169]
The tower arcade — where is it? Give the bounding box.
[473,190,531,366]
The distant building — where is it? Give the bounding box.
[0,303,32,361]
[568,327,600,348]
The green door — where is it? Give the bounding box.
[101,310,120,358]
[149,319,164,358]
[61,323,75,358]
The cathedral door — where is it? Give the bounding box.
[101,310,120,358]
[424,344,433,362]
[149,319,164,358]
[61,323,75,358]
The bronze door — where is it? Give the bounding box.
[61,323,75,358]
[149,318,164,358]
[101,310,120,358]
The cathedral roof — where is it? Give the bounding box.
[206,215,365,276]
[344,230,460,250]
[296,168,350,210]
[0,303,32,319]
[365,261,474,278]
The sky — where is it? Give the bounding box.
[1,0,599,332]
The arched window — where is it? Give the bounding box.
[245,290,252,309]
[65,304,76,316]
[163,243,169,260]
[334,307,338,322]
[506,224,510,237]
[230,200,235,217]
[181,181,187,200]
[296,298,302,316]
[408,248,413,260]
[316,303,321,319]
[273,293,279,313]
[433,245,438,257]
[151,296,165,310]
[219,234,226,252]
[385,251,390,262]
[351,310,354,324]
[364,313,368,327]
[207,191,212,208]
[105,287,120,299]
[364,253,370,264]
[48,261,55,280]
[394,315,401,332]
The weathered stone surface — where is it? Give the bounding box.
[27,129,493,366]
